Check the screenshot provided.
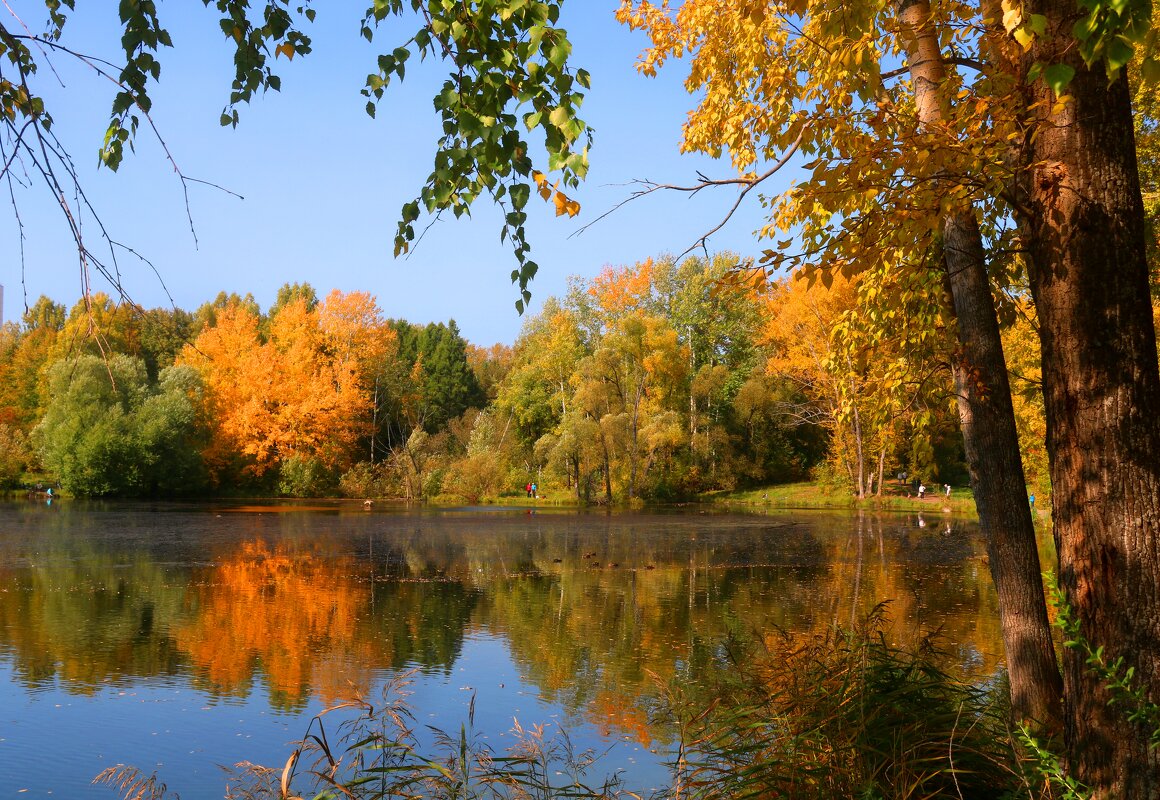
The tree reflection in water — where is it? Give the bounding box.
[0,503,1005,767]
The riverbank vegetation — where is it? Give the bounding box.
[0,255,1050,508]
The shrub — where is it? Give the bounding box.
[278,454,338,497]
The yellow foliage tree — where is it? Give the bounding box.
[617,0,1062,732]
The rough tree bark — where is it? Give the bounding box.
[898,0,1064,730]
[1021,6,1160,793]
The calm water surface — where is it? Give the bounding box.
[0,500,1004,798]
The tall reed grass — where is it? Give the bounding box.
[660,603,1037,799]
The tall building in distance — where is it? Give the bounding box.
[0,282,4,326]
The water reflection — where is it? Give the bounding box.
[0,503,1004,749]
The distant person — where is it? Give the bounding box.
[944,484,951,498]
[526,482,532,498]
[1030,493,1036,512]
[918,483,926,499]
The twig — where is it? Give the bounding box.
[573,130,804,258]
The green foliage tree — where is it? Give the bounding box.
[33,354,207,496]
[391,320,485,433]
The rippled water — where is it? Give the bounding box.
[0,500,1001,797]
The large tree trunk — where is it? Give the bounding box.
[899,0,1063,729]
[1021,13,1160,793]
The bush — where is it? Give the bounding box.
[278,454,337,497]
[338,461,395,498]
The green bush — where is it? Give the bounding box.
[278,454,337,497]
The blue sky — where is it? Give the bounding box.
[1,3,793,345]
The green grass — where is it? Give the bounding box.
[710,480,979,516]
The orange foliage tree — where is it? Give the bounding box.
[180,292,391,486]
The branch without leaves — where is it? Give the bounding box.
[573,131,804,259]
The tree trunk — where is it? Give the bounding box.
[848,366,867,500]
[899,0,1063,730]
[876,447,885,498]
[1020,16,1160,793]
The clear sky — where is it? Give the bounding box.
[1,3,793,345]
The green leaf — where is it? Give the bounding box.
[548,105,569,128]
[510,182,530,210]
[1105,36,1134,76]
[1043,63,1075,96]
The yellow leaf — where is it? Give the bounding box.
[275,42,296,60]
[532,171,552,200]
[1000,0,1021,33]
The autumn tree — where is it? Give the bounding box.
[497,298,589,447]
[465,342,515,404]
[180,293,376,489]
[0,422,31,487]
[1016,0,1160,788]
[763,273,871,493]
[0,297,64,433]
[616,0,1062,733]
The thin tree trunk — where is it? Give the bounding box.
[1020,15,1160,793]
[848,366,867,499]
[602,435,613,505]
[876,447,885,498]
[898,0,1063,729]
[573,454,583,504]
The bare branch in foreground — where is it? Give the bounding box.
[572,130,804,260]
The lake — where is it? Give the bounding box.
[0,500,1004,798]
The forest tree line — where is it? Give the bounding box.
[0,254,1058,502]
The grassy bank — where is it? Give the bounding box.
[432,480,980,515]
[710,481,980,516]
